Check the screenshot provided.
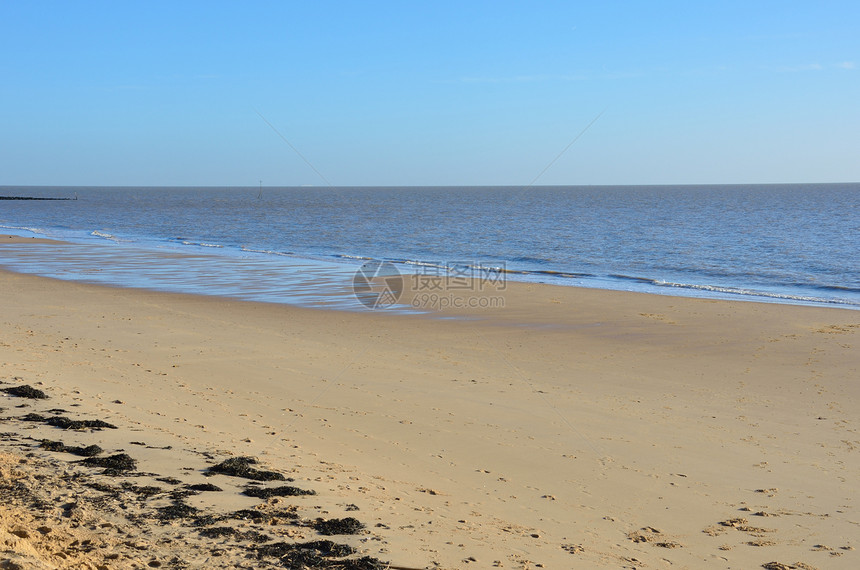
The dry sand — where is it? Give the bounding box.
[0,238,858,569]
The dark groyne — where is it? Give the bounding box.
[0,196,75,200]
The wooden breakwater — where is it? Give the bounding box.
[0,196,75,200]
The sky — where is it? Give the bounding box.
[1,1,858,187]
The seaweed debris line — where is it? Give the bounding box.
[0,379,394,569]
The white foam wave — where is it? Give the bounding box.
[0,224,47,235]
[241,247,293,257]
[181,240,224,248]
[403,259,445,268]
[91,230,122,242]
[654,280,859,306]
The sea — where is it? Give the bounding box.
[1,184,858,311]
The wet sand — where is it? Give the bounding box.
[1,235,69,244]
[1,244,858,569]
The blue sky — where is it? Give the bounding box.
[1,1,857,186]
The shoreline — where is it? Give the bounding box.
[2,231,857,312]
[1,261,858,568]
[2,238,858,324]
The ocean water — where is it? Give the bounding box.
[1,184,858,310]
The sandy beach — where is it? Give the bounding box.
[1,237,858,569]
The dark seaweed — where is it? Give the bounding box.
[47,416,117,430]
[87,481,119,494]
[157,501,199,521]
[198,527,271,543]
[242,485,315,498]
[79,453,137,473]
[264,548,325,568]
[186,483,222,492]
[22,413,117,430]
[228,508,300,523]
[156,476,182,485]
[123,484,163,498]
[206,456,285,481]
[238,529,273,544]
[336,558,389,570]
[1,385,48,399]
[229,509,267,521]
[198,526,235,538]
[313,517,365,536]
[4,388,386,568]
[255,540,355,559]
[191,514,222,527]
[253,542,387,569]
[40,440,103,457]
[167,488,197,501]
